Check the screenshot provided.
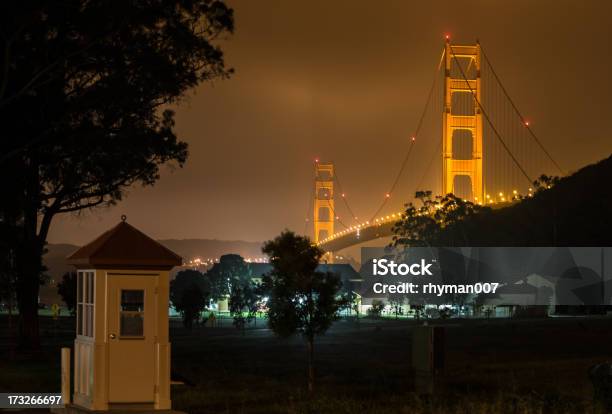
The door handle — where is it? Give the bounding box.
[109,333,116,339]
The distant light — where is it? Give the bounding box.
[411,136,416,142]
[341,193,346,197]
[315,158,319,163]
[385,193,390,198]
[445,34,450,40]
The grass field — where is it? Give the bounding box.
[1,315,610,413]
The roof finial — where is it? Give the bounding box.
[121,214,127,222]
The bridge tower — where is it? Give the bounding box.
[442,40,483,202]
[313,161,334,244]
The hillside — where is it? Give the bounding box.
[438,153,612,245]
[40,238,263,305]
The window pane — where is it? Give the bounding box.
[77,304,83,336]
[121,290,144,312]
[120,290,144,337]
[120,313,143,336]
[77,273,83,303]
[84,273,89,303]
[86,305,94,337]
[87,273,94,304]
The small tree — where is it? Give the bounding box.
[533,174,560,193]
[228,279,260,332]
[368,300,385,318]
[57,272,77,315]
[205,254,250,301]
[339,286,357,317]
[412,304,424,320]
[170,270,210,330]
[388,295,404,319]
[262,230,342,394]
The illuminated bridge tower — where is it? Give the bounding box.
[313,162,334,245]
[443,40,484,202]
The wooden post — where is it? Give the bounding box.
[412,326,445,394]
[61,347,71,405]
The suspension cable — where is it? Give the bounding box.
[368,47,446,222]
[479,44,565,175]
[332,169,360,223]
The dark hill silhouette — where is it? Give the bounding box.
[41,239,263,305]
[437,154,612,246]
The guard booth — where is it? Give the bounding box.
[62,219,182,413]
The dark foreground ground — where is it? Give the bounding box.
[1,315,611,413]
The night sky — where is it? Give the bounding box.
[49,0,612,245]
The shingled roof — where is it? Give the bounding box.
[67,221,182,269]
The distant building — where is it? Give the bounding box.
[248,262,362,290]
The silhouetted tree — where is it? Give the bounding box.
[338,284,358,317]
[0,1,234,349]
[533,174,560,193]
[205,254,263,330]
[228,279,260,332]
[367,300,385,318]
[170,270,211,330]
[392,191,488,247]
[262,231,342,394]
[205,254,250,301]
[57,272,77,315]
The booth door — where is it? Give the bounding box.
[108,275,157,403]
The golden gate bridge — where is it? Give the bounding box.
[307,38,564,254]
